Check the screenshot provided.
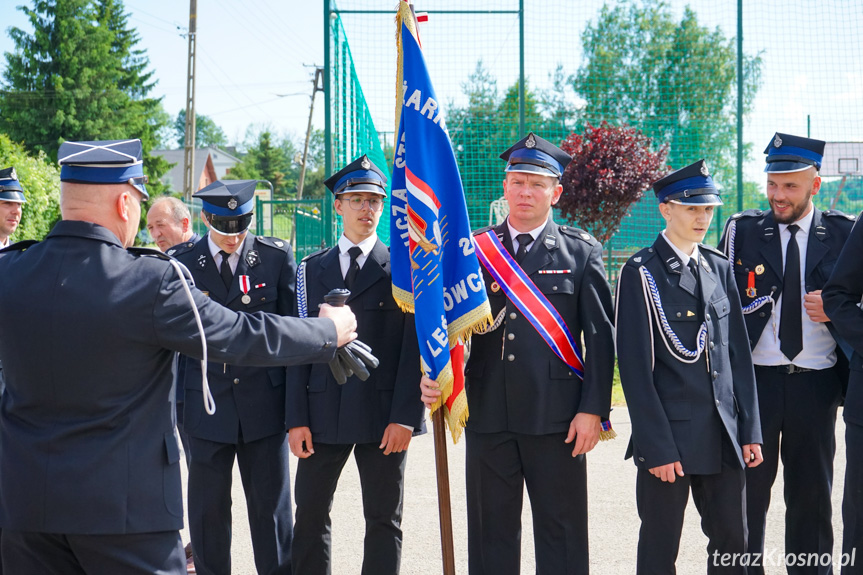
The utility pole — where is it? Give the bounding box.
[182,0,198,201]
[297,67,324,200]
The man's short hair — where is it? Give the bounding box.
[151,196,191,223]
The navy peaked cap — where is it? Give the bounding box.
[653,159,722,206]
[194,180,258,216]
[500,132,572,178]
[0,167,26,203]
[58,139,148,199]
[324,155,388,196]
[763,132,825,173]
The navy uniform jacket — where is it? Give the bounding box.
[823,216,863,426]
[285,240,425,444]
[719,208,854,349]
[0,221,337,534]
[616,236,762,474]
[173,233,295,444]
[464,219,615,435]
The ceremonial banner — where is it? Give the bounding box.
[391,2,491,442]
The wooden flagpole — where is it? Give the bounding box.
[432,408,456,575]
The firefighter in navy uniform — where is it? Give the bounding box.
[720,133,854,575]
[617,160,763,574]
[0,140,356,575]
[823,212,863,575]
[171,180,299,575]
[287,155,425,575]
[422,133,615,575]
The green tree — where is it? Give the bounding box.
[226,129,293,198]
[0,0,170,197]
[0,134,61,241]
[571,0,762,192]
[172,110,228,149]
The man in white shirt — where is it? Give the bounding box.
[720,133,855,575]
[287,155,424,575]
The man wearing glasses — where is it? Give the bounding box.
[287,155,425,575]
[170,179,301,575]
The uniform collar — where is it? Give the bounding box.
[207,233,246,261]
[777,204,814,237]
[338,233,377,256]
[660,230,699,267]
[506,218,547,246]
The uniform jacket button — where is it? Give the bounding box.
[676,312,682,318]
[509,312,517,320]
[705,313,712,321]
[709,341,715,350]
[507,354,515,362]
[552,285,558,291]
[233,378,240,385]
[715,399,721,406]
[507,333,515,341]
[759,312,766,317]
[712,371,719,379]
[379,301,384,307]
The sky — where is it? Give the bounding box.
[0,0,327,147]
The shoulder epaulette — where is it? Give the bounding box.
[300,247,329,263]
[730,209,764,220]
[559,225,595,244]
[128,246,173,261]
[699,243,726,257]
[256,236,291,251]
[822,209,855,221]
[624,246,656,267]
[472,225,494,236]
[0,239,38,253]
[165,241,197,257]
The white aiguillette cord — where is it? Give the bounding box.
[168,259,216,415]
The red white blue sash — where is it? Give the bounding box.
[473,230,585,379]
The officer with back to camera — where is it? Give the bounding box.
[0,139,357,575]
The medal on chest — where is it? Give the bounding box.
[240,275,251,304]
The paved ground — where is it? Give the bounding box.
[179,406,849,574]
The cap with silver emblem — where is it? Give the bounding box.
[324,154,388,197]
[194,179,259,236]
[652,159,722,206]
[499,132,572,178]
[763,132,825,174]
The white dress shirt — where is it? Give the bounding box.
[506,219,548,256]
[337,233,377,278]
[751,208,836,369]
[208,235,245,274]
[660,230,700,268]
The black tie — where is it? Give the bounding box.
[515,233,533,264]
[688,258,702,308]
[345,246,362,289]
[779,224,803,361]
[218,250,233,289]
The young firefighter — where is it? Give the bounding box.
[615,159,763,574]
[287,155,425,575]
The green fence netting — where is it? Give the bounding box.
[326,0,863,280]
